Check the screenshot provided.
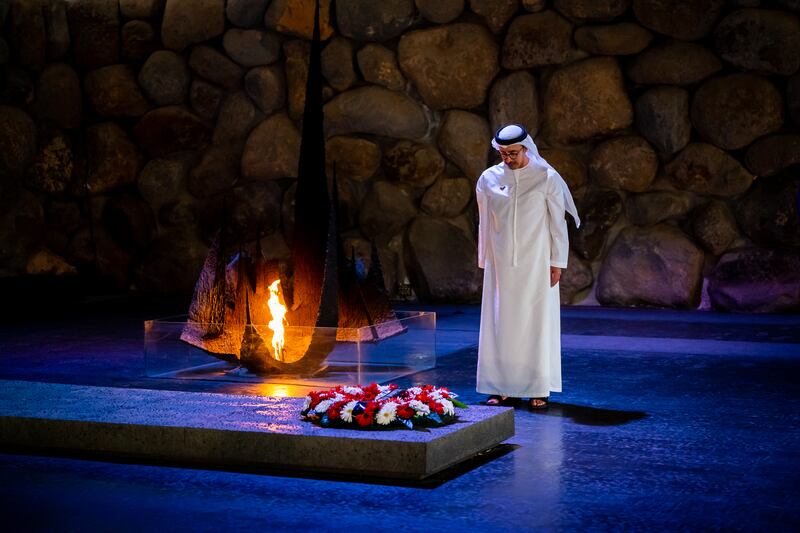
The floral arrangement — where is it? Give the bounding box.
[300,383,468,430]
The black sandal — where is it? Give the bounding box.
[486,395,506,406]
[528,397,549,410]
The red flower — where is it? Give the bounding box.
[396,405,414,419]
[364,401,379,414]
[355,412,374,427]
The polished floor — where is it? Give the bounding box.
[1,284,799,531]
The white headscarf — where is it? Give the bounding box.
[492,126,581,228]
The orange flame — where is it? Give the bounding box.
[267,279,287,361]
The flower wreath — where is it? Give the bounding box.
[300,383,468,430]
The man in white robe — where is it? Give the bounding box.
[476,124,580,409]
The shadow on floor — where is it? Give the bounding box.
[530,403,648,426]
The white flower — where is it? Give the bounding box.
[340,400,358,423]
[408,400,430,415]
[315,399,334,414]
[343,386,363,395]
[437,399,455,416]
[302,396,312,411]
[376,402,397,425]
[429,390,444,400]
[407,387,422,396]
[332,393,346,403]
[378,385,392,394]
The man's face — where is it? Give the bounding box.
[498,144,528,169]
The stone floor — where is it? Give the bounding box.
[1,283,799,531]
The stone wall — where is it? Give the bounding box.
[1,0,799,311]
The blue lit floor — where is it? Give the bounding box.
[1,292,799,531]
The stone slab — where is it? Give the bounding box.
[0,380,515,480]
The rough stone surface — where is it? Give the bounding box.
[357,44,406,91]
[120,0,162,18]
[574,23,652,55]
[627,41,722,86]
[665,143,754,197]
[691,74,783,151]
[324,86,428,140]
[736,175,800,247]
[469,0,518,33]
[321,37,357,92]
[244,66,285,115]
[139,51,190,106]
[223,29,281,67]
[589,136,658,192]
[714,8,800,75]
[27,128,74,194]
[0,188,45,274]
[134,230,209,295]
[134,106,210,157]
[44,1,70,61]
[359,181,417,244]
[398,24,499,110]
[692,200,740,256]
[626,191,695,226]
[597,224,705,308]
[241,114,301,180]
[539,148,587,191]
[190,79,224,121]
[264,0,334,40]
[66,227,131,288]
[121,20,159,62]
[554,0,630,21]
[560,250,593,304]
[569,189,623,260]
[138,156,188,209]
[189,45,244,90]
[283,40,309,120]
[635,86,691,158]
[226,0,270,28]
[421,177,472,217]
[213,91,264,145]
[10,0,46,70]
[543,57,633,145]
[522,0,546,10]
[86,123,141,195]
[26,248,77,276]
[416,0,463,23]
[326,136,381,183]
[708,248,800,313]
[336,0,414,41]
[228,181,283,241]
[384,141,445,188]
[501,11,578,70]
[187,144,241,198]
[789,74,800,128]
[85,65,150,118]
[745,135,800,177]
[407,216,482,302]
[34,63,82,129]
[67,0,120,68]
[159,196,199,228]
[488,71,539,137]
[103,193,157,251]
[633,0,725,40]
[162,0,224,51]
[438,111,491,182]
[0,106,37,177]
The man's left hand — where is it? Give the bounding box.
[550,267,561,287]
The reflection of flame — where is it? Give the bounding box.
[267,279,287,361]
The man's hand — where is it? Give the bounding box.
[550,266,561,287]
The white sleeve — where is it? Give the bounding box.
[476,176,487,269]
[546,170,569,269]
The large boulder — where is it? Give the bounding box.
[708,248,800,313]
[10,0,46,70]
[574,22,653,55]
[244,65,285,115]
[162,0,225,51]
[264,0,334,40]
[324,86,428,140]
[406,215,482,302]
[223,29,281,67]
[336,0,414,41]
[790,74,800,128]
[691,74,784,150]
[415,0,463,23]
[359,181,417,244]
[438,110,491,182]
[86,123,141,195]
[102,193,157,251]
[133,230,209,295]
[321,37,357,92]
[226,0,271,28]
[357,44,406,91]
[85,64,150,118]
[627,41,722,85]
[626,191,696,226]
[134,106,210,157]
[241,114,301,180]
[121,20,159,62]
[569,189,623,260]
[190,79,224,121]
[326,136,381,183]
[66,227,131,288]
[735,175,800,248]
[469,0,518,33]
[0,188,46,275]
[384,141,445,189]
[67,0,119,68]
[560,250,593,304]
[744,135,800,178]
[189,45,244,90]
[0,106,36,177]
[212,91,264,145]
[398,23,499,110]
[283,40,310,120]
[187,144,241,198]
[34,63,82,129]
[597,224,705,308]
[665,143,754,196]
[44,2,70,61]
[691,200,740,256]
[589,136,658,192]
[539,148,587,191]
[488,71,539,136]
[421,177,472,218]
[554,0,630,21]
[138,156,188,210]
[714,8,800,76]
[634,87,690,159]
[27,128,74,194]
[542,57,633,145]
[26,249,77,277]
[228,181,283,241]
[632,0,724,40]
[501,11,578,70]
[138,51,191,106]
[119,0,163,18]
